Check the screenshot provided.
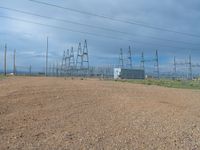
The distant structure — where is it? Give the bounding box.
[82,40,89,72]
[59,40,89,77]
[4,44,7,76]
[140,52,145,70]
[173,55,193,80]
[119,48,124,68]
[114,68,145,79]
[61,51,66,72]
[45,37,48,76]
[154,50,160,79]
[76,42,83,69]
[114,46,144,80]
[66,49,70,70]
[69,47,75,75]
[13,49,16,75]
[127,46,133,68]
[140,50,159,79]
[173,56,177,75]
[188,55,192,80]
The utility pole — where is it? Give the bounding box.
[45,36,48,76]
[173,56,177,79]
[154,50,160,79]
[29,65,32,76]
[188,54,192,80]
[56,62,59,77]
[13,49,16,75]
[4,44,7,76]
[52,63,55,76]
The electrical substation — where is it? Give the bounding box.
[1,41,200,80]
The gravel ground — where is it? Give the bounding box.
[0,77,200,150]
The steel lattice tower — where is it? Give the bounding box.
[127,46,133,68]
[174,55,193,80]
[76,42,83,69]
[188,54,192,80]
[140,52,145,70]
[52,63,55,76]
[173,56,177,78]
[65,49,70,69]
[61,50,66,72]
[69,47,75,69]
[82,40,89,70]
[119,48,124,68]
[154,50,160,79]
[56,62,59,77]
[173,56,177,74]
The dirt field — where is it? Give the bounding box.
[0,77,200,150]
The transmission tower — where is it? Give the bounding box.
[69,47,75,70]
[127,46,133,68]
[174,55,193,80]
[154,50,160,79]
[52,63,55,76]
[56,62,59,77]
[119,48,124,68]
[48,63,51,76]
[192,63,200,78]
[82,40,89,70]
[61,50,66,72]
[76,42,83,69]
[140,52,145,70]
[66,49,70,67]
[173,56,177,74]
[140,50,159,79]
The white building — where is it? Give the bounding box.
[114,68,145,79]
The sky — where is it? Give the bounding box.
[0,0,200,74]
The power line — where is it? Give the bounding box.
[0,6,199,46]
[29,0,200,38]
[0,15,199,51]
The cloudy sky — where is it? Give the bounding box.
[0,0,200,73]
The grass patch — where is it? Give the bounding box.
[117,79,200,90]
[0,74,6,80]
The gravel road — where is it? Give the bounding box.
[0,77,200,149]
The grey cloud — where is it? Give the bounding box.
[0,0,200,73]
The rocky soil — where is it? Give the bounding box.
[0,77,200,150]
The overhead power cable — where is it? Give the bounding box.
[0,15,198,51]
[29,0,200,38]
[0,6,199,46]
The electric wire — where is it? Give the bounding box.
[0,6,198,46]
[0,15,198,51]
[29,0,200,38]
